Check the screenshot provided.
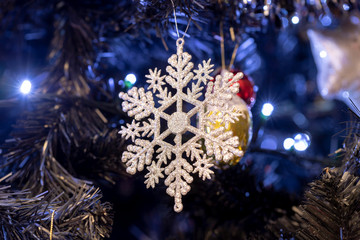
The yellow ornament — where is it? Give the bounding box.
[206,97,252,166]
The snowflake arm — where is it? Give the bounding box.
[118,120,140,141]
[204,107,244,129]
[156,145,172,165]
[164,157,193,212]
[193,59,214,85]
[146,68,166,93]
[145,65,173,104]
[122,139,154,174]
[119,87,156,120]
[205,71,242,107]
[166,43,194,89]
[186,82,204,100]
[119,119,155,141]
[220,107,245,129]
[203,127,243,162]
[184,59,213,100]
[156,86,172,106]
[144,143,173,188]
[193,155,214,180]
[185,142,203,161]
[145,162,164,188]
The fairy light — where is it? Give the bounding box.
[125,74,137,85]
[261,103,274,117]
[291,16,300,25]
[283,138,295,150]
[20,79,32,94]
[320,50,327,58]
[293,133,310,151]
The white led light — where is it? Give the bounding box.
[319,50,327,58]
[291,16,300,25]
[294,133,310,151]
[283,138,295,150]
[20,79,32,94]
[125,73,137,84]
[343,4,350,11]
[261,103,274,117]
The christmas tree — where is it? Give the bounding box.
[0,0,359,239]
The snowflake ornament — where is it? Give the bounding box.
[119,38,244,212]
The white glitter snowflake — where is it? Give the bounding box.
[119,38,244,212]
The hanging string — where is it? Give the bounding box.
[50,210,55,240]
[170,0,192,40]
[183,15,192,38]
[170,0,180,38]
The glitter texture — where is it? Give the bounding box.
[119,38,244,212]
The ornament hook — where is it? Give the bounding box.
[176,38,184,46]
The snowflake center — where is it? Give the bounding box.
[168,112,188,134]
